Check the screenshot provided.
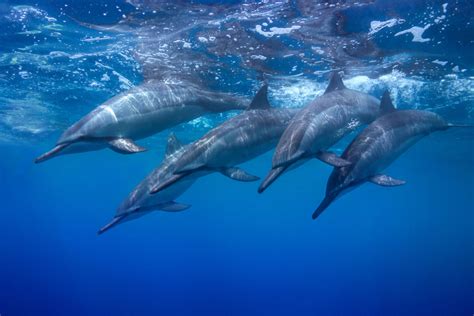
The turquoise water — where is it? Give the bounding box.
[0,1,473,315]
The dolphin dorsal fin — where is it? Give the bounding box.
[324,72,346,94]
[165,133,184,157]
[380,90,396,114]
[246,84,271,111]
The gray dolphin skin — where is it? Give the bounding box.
[150,85,299,195]
[98,133,195,234]
[313,94,452,220]
[258,72,391,193]
[35,80,248,163]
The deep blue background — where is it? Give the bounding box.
[1,133,473,315]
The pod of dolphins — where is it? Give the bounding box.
[35,73,467,234]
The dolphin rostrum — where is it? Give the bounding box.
[313,93,459,219]
[98,133,196,234]
[258,72,391,193]
[35,80,248,163]
[150,84,299,195]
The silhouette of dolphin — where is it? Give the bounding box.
[35,81,247,163]
[150,85,298,195]
[259,73,391,193]
[313,93,466,219]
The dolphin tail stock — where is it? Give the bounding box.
[312,194,337,220]
[258,165,288,194]
[97,215,127,235]
[34,143,69,164]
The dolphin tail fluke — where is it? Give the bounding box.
[97,215,126,235]
[258,166,288,194]
[312,195,336,220]
[34,143,69,164]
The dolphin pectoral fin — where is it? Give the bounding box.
[258,166,288,194]
[97,215,127,235]
[159,201,191,212]
[272,150,306,169]
[174,162,207,174]
[315,151,352,167]
[108,138,147,154]
[220,167,260,182]
[150,174,186,195]
[34,143,69,163]
[369,174,406,187]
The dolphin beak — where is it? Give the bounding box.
[34,143,69,164]
[150,173,186,195]
[258,165,288,194]
[97,215,127,235]
[312,193,338,220]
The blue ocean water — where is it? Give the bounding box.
[0,0,473,315]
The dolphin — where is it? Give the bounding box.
[313,93,461,219]
[35,80,248,163]
[150,84,299,195]
[258,72,391,193]
[98,133,196,234]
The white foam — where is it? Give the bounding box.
[368,18,405,36]
[255,25,301,37]
[433,59,448,66]
[395,24,431,42]
[250,55,267,61]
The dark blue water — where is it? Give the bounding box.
[0,1,473,315]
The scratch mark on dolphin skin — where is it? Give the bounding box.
[104,106,118,123]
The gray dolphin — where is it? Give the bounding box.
[35,80,247,163]
[258,72,391,193]
[98,133,196,234]
[150,85,299,195]
[313,93,462,219]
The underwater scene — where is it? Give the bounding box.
[0,0,473,315]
